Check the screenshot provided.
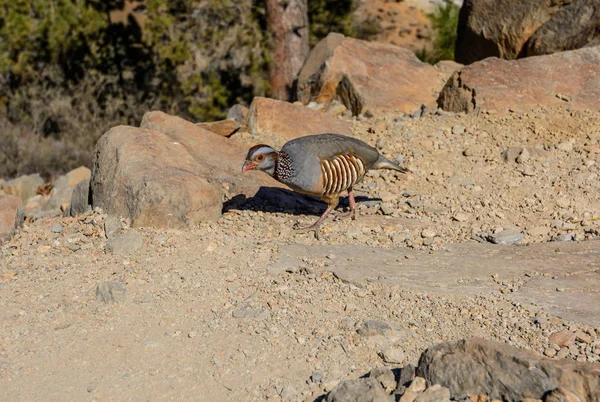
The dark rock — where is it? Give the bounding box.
[415,337,600,401]
[397,364,416,388]
[455,0,600,64]
[66,179,91,217]
[325,377,391,402]
[369,367,396,393]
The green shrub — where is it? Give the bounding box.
[417,0,459,64]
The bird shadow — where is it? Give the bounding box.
[223,186,380,217]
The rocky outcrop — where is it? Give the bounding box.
[438,46,600,114]
[0,194,23,244]
[296,33,442,116]
[245,97,352,149]
[91,111,281,229]
[456,0,600,64]
[416,337,600,401]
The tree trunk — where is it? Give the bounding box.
[265,0,309,101]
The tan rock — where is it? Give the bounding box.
[549,330,576,348]
[0,194,23,244]
[439,47,600,114]
[91,112,282,229]
[296,33,441,116]
[245,97,352,149]
[195,119,239,137]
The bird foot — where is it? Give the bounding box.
[333,210,356,221]
[293,223,322,240]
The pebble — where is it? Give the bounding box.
[452,125,466,135]
[548,330,575,347]
[379,346,406,364]
[232,309,271,320]
[554,233,574,242]
[51,224,63,233]
[310,371,323,383]
[105,230,143,254]
[415,384,451,402]
[421,228,436,239]
[488,230,524,245]
[453,213,470,222]
[104,215,123,239]
[95,281,127,305]
[407,377,426,393]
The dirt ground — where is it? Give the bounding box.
[1,106,600,401]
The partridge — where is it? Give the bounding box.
[242,133,409,238]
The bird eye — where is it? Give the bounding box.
[255,154,265,162]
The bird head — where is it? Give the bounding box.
[242,144,278,176]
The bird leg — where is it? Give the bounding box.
[294,196,339,240]
[333,187,357,221]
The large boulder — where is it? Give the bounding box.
[456,0,600,64]
[0,194,23,244]
[438,46,600,114]
[91,112,281,229]
[245,97,352,150]
[416,337,600,401]
[296,33,441,116]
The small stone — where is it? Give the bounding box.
[421,228,436,239]
[325,378,387,401]
[105,230,143,254]
[415,384,450,402]
[311,371,323,383]
[575,330,592,344]
[51,224,63,233]
[280,385,297,400]
[554,233,574,242]
[407,377,426,393]
[556,140,574,152]
[556,348,570,359]
[356,320,393,337]
[380,202,395,215]
[453,213,469,222]
[488,230,524,245]
[397,364,415,387]
[188,331,197,338]
[379,347,406,364]
[95,282,127,305]
[232,309,271,320]
[369,366,396,392]
[104,215,122,239]
[544,347,557,358]
[452,125,466,135]
[516,148,530,164]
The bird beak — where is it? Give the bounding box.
[241,161,256,174]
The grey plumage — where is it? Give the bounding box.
[242,133,410,238]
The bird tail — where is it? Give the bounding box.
[373,155,410,173]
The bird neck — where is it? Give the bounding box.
[273,151,293,183]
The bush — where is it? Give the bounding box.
[416,0,460,64]
[0,0,362,180]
